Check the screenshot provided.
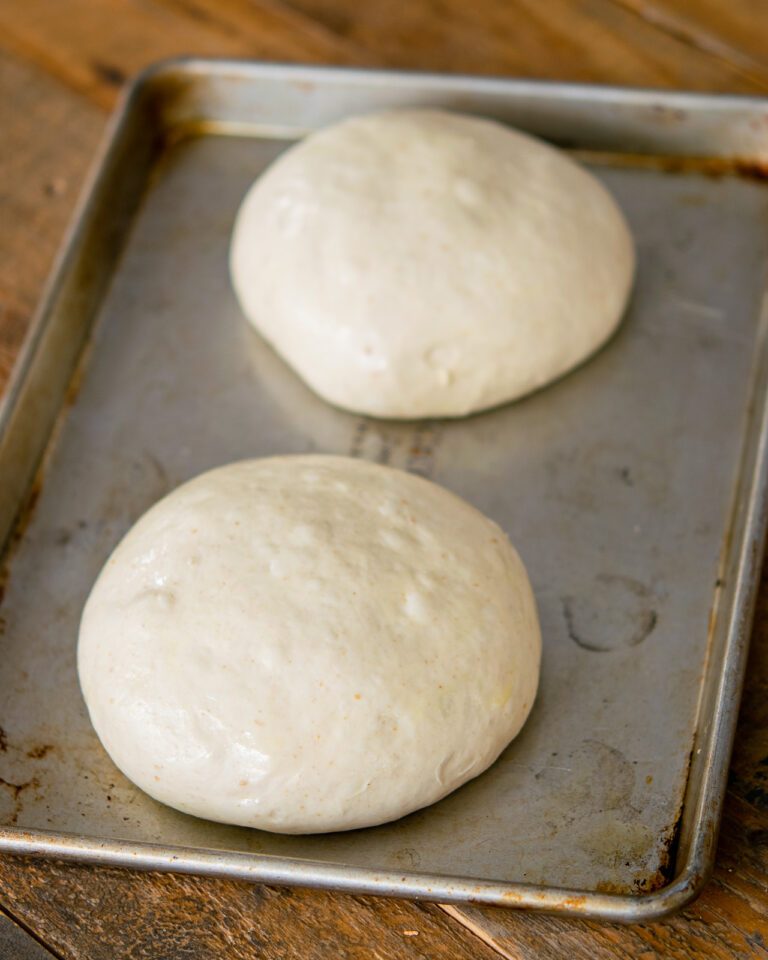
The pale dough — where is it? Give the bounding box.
[230,108,635,419]
[78,456,541,833]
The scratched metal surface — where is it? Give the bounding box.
[1,65,767,912]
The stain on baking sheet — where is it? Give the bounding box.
[0,473,44,606]
[591,817,682,895]
[406,423,442,477]
[562,574,659,651]
[0,776,40,826]
[348,419,442,478]
[568,756,683,896]
[577,150,768,183]
[660,156,768,182]
[534,739,636,813]
[489,735,687,897]
[392,847,422,869]
[636,745,693,893]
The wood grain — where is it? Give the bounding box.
[0,0,359,111]
[1,0,768,957]
[0,860,499,960]
[0,910,58,960]
[613,0,768,78]
[730,555,768,816]
[0,51,103,389]
[278,0,768,91]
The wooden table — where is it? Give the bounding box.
[1,2,767,956]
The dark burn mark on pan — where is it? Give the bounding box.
[592,750,690,894]
[0,775,39,826]
[0,729,54,762]
[561,596,653,652]
[392,847,422,870]
[692,157,768,182]
[406,422,442,477]
[349,419,395,465]
[348,419,442,477]
[649,744,697,890]
[563,601,657,652]
[0,778,29,800]
[0,473,44,608]
[562,574,659,651]
[349,419,374,460]
[584,151,768,183]
[562,598,580,647]
[654,808,684,887]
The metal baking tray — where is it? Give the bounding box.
[1,61,767,922]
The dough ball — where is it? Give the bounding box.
[78,456,541,833]
[230,109,635,419]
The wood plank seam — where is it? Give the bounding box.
[158,0,363,58]
[0,28,112,113]
[0,903,64,960]
[439,905,521,960]
[607,0,768,89]
[0,0,362,113]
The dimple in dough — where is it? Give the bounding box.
[230,108,635,419]
[78,456,541,834]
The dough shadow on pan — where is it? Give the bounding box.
[241,281,638,468]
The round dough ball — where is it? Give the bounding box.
[230,108,635,419]
[78,455,541,834]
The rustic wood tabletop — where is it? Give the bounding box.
[1,1,767,957]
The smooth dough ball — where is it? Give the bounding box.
[230,108,635,419]
[78,456,541,834]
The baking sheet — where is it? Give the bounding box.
[1,62,767,920]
